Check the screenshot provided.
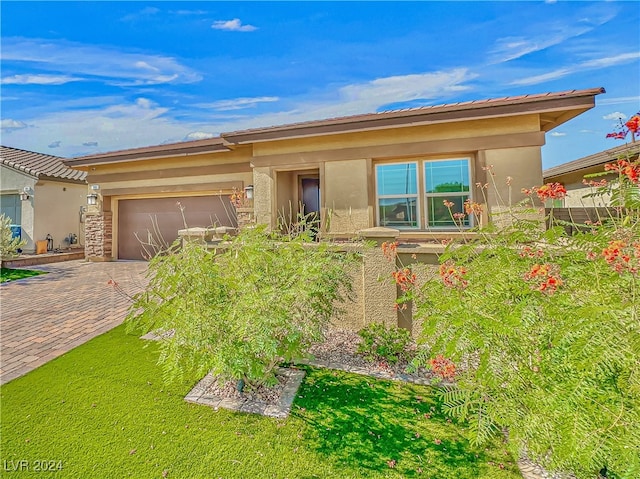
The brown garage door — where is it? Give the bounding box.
[118,195,236,260]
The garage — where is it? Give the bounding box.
[117,195,236,260]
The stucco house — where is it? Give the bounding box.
[65,87,605,262]
[1,146,87,253]
[543,141,640,207]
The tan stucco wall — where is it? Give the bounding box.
[252,115,540,157]
[33,180,87,250]
[275,170,297,228]
[482,146,544,218]
[1,166,38,251]
[324,159,371,234]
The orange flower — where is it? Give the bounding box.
[381,241,398,261]
[533,183,567,202]
[604,159,640,185]
[429,355,456,380]
[524,263,562,294]
[439,260,468,289]
[601,240,640,275]
[463,199,483,216]
[392,267,417,292]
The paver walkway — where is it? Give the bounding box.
[0,260,148,385]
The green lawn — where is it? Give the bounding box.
[0,326,522,478]
[0,267,45,283]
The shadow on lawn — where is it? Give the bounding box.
[291,366,513,478]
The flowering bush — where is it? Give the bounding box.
[606,112,640,142]
[389,161,640,478]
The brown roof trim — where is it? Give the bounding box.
[222,88,605,143]
[544,141,640,179]
[66,87,605,167]
[65,137,231,167]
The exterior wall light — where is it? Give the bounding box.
[87,193,99,205]
[244,185,254,200]
[20,186,31,201]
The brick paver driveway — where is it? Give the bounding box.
[0,260,148,385]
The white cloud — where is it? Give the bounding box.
[82,141,98,147]
[173,10,208,15]
[581,52,640,68]
[2,69,474,157]
[2,37,202,86]
[184,131,216,140]
[510,51,639,86]
[212,19,257,32]
[3,98,192,157]
[1,119,28,131]
[550,132,566,137]
[603,112,627,120]
[198,96,280,111]
[489,8,617,64]
[1,74,83,85]
[120,7,160,22]
[599,96,640,106]
[202,68,477,133]
[48,140,61,148]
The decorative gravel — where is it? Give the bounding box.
[203,372,289,405]
[305,328,440,386]
[185,367,305,418]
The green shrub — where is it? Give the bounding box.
[0,214,25,258]
[126,225,358,388]
[357,323,413,365]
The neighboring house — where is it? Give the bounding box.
[0,146,87,253]
[65,87,604,261]
[543,141,640,207]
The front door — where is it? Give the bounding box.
[300,177,320,236]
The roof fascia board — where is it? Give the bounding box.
[37,175,87,185]
[65,143,232,168]
[223,96,598,144]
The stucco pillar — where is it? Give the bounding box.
[252,167,274,229]
[358,227,400,329]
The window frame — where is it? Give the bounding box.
[375,161,420,230]
[374,157,473,230]
[423,158,472,229]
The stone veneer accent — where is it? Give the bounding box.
[235,207,255,229]
[84,212,113,260]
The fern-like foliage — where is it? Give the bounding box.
[413,164,640,479]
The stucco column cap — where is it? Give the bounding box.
[357,227,400,238]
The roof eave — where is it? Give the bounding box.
[0,160,40,180]
[65,142,231,168]
[222,93,603,144]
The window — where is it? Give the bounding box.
[376,162,419,228]
[376,158,471,229]
[424,159,470,227]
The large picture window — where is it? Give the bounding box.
[376,158,471,229]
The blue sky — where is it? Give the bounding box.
[1,1,638,168]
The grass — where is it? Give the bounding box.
[0,267,44,283]
[0,325,522,478]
